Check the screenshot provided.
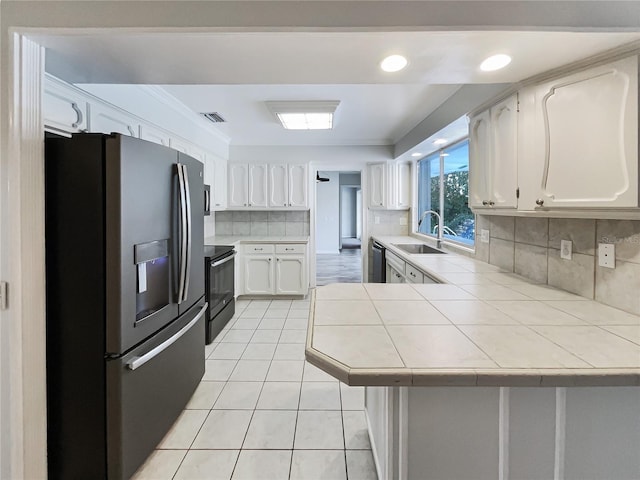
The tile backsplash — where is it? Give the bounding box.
[476,215,640,315]
[214,210,310,237]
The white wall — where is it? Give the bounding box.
[316,171,341,254]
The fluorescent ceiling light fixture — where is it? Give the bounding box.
[380,55,408,73]
[433,139,448,146]
[266,101,340,130]
[480,54,512,72]
[411,152,422,158]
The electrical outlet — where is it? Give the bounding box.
[480,229,490,243]
[375,216,380,225]
[598,243,615,269]
[560,239,572,260]
[399,217,407,226]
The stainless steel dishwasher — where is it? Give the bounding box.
[372,241,386,283]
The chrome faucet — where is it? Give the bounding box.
[418,210,443,248]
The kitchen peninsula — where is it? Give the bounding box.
[306,237,640,480]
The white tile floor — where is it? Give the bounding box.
[132,297,378,480]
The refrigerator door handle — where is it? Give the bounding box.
[182,164,192,302]
[127,302,208,371]
[177,163,188,304]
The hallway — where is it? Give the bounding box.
[316,249,362,286]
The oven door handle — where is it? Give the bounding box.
[127,302,208,371]
[211,253,236,268]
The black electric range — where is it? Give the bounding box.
[204,245,236,344]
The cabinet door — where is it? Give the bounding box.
[248,164,268,208]
[89,103,138,137]
[288,164,308,208]
[244,255,274,294]
[405,265,423,284]
[168,137,192,155]
[228,164,249,207]
[212,156,228,210]
[139,124,170,147]
[387,265,405,283]
[396,162,412,208]
[535,56,638,208]
[490,95,518,208]
[468,110,492,208]
[369,163,386,208]
[43,77,88,134]
[268,164,288,208]
[275,254,307,295]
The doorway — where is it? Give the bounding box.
[315,171,362,285]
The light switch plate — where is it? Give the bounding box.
[560,239,572,260]
[374,216,380,225]
[399,217,407,226]
[598,243,615,269]
[480,229,490,243]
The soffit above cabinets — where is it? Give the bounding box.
[41,30,640,147]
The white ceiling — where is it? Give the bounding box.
[48,30,640,148]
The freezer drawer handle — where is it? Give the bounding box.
[126,302,208,371]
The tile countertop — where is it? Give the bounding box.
[205,235,310,246]
[305,235,640,387]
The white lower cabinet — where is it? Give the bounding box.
[243,254,275,295]
[242,243,308,296]
[275,254,306,295]
[405,265,424,284]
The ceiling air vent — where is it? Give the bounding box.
[201,112,226,124]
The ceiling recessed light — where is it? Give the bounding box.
[411,152,422,158]
[380,55,408,73]
[266,101,340,130]
[433,139,447,146]
[480,54,512,72]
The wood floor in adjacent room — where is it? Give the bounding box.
[316,247,362,286]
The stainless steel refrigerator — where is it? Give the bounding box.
[45,133,206,479]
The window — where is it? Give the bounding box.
[416,139,474,246]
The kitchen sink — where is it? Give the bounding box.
[392,243,446,254]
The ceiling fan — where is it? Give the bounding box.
[316,172,330,183]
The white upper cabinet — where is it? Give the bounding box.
[490,96,518,208]
[228,163,270,208]
[394,162,412,209]
[469,110,492,207]
[469,95,518,209]
[231,163,308,210]
[369,163,386,208]
[139,124,170,146]
[368,161,411,210]
[269,164,289,208]
[211,156,228,210]
[248,164,268,208]
[288,164,309,208]
[520,56,638,209]
[228,163,249,207]
[89,103,138,137]
[43,75,89,134]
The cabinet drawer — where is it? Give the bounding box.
[276,244,306,254]
[243,244,275,254]
[406,265,424,283]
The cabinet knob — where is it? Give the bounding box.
[284,203,287,206]
[535,199,545,206]
[482,200,489,206]
[489,200,495,206]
